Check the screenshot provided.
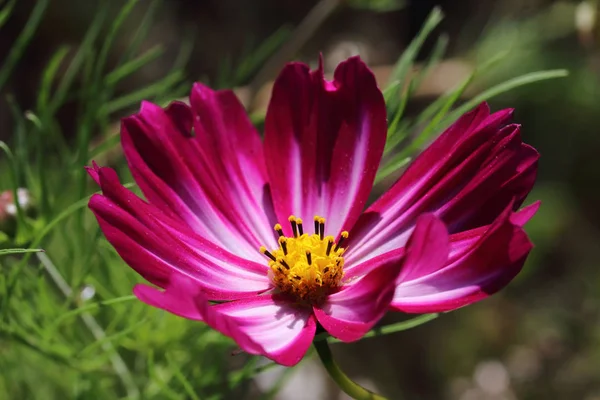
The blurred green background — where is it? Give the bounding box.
[0,0,599,399]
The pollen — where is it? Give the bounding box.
[260,215,348,305]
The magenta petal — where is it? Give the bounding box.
[264,56,387,237]
[390,203,536,313]
[134,274,263,356]
[121,87,277,263]
[346,103,538,266]
[398,213,449,283]
[134,279,205,321]
[314,254,402,342]
[137,276,316,366]
[212,296,316,366]
[510,200,540,226]
[88,164,271,301]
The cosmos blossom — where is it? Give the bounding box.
[88,56,539,366]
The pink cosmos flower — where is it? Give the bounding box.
[88,56,539,366]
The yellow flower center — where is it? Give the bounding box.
[260,215,348,305]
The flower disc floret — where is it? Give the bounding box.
[260,216,347,304]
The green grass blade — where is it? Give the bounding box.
[234,26,292,85]
[48,296,137,333]
[166,353,201,400]
[37,46,70,112]
[386,6,444,87]
[36,46,71,158]
[105,45,164,86]
[78,318,148,357]
[119,0,160,64]
[95,0,138,81]
[0,248,43,256]
[101,70,184,115]
[374,156,412,185]
[49,4,107,113]
[442,69,569,126]
[0,0,49,91]
[0,0,16,29]
[86,134,120,164]
[411,33,449,91]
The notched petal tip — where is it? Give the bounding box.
[85,161,101,185]
[165,100,195,137]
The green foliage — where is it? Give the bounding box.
[375,7,568,184]
[0,1,253,399]
[347,0,407,13]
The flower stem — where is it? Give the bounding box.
[313,339,387,400]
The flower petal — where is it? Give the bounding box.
[313,253,402,342]
[133,275,263,356]
[121,86,277,263]
[346,103,538,266]
[264,56,387,237]
[213,296,316,366]
[88,164,271,301]
[135,274,316,367]
[390,203,536,313]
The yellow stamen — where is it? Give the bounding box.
[260,215,348,305]
[288,215,298,238]
[274,223,284,237]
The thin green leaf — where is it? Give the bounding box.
[119,0,160,64]
[386,6,444,87]
[86,133,120,164]
[37,46,70,111]
[384,7,444,121]
[49,295,137,331]
[411,33,449,91]
[442,69,569,126]
[347,0,407,12]
[101,70,184,115]
[0,0,48,91]
[105,45,164,86]
[147,350,184,400]
[374,156,411,185]
[35,47,72,158]
[382,80,401,104]
[0,0,16,29]
[234,26,292,85]
[95,0,138,80]
[166,353,201,400]
[0,248,43,256]
[78,318,148,356]
[49,4,107,112]
[5,95,30,186]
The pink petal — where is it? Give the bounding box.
[264,56,387,237]
[135,274,316,366]
[134,275,263,356]
[121,86,277,263]
[88,164,271,301]
[213,296,316,366]
[398,213,449,283]
[314,254,402,342]
[346,103,538,266]
[390,203,536,313]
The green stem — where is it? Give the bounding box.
[313,340,387,400]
